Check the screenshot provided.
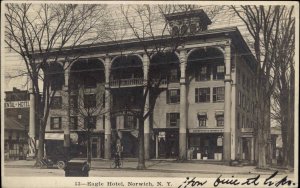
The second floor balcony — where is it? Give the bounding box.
[110,78,169,88]
[110,78,144,88]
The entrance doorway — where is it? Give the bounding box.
[156,130,179,159]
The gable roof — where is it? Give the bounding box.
[5,117,27,131]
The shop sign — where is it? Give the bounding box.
[158,131,165,138]
[217,136,223,146]
[189,128,224,133]
[5,101,30,108]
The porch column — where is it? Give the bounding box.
[63,67,70,159]
[28,80,36,158]
[143,54,150,159]
[104,57,112,159]
[223,44,232,161]
[230,56,236,160]
[251,137,255,163]
[179,49,187,160]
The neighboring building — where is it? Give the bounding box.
[271,126,283,164]
[4,87,30,160]
[42,10,258,162]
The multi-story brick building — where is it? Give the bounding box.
[4,88,30,160]
[43,9,258,162]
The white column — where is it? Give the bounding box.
[251,137,255,163]
[63,68,70,159]
[28,80,36,158]
[231,55,236,160]
[143,54,150,159]
[223,44,232,161]
[179,49,187,160]
[104,57,112,159]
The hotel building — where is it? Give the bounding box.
[40,10,258,162]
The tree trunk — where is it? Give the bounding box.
[257,99,268,169]
[137,118,145,170]
[87,130,92,167]
[37,119,46,162]
[287,67,295,168]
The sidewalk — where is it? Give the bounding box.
[4,159,291,175]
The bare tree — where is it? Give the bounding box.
[119,4,224,169]
[231,5,290,168]
[270,6,295,168]
[4,3,108,164]
[64,84,109,166]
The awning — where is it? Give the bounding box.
[45,133,78,143]
[45,133,64,140]
[197,112,207,116]
[215,111,224,116]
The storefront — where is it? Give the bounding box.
[45,131,104,159]
[188,128,223,160]
[76,131,104,158]
[154,128,179,159]
[239,135,255,162]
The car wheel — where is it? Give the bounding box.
[57,161,66,169]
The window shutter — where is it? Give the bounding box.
[166,113,170,127]
[59,117,62,128]
[195,88,198,102]
[166,90,169,104]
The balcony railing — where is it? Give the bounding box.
[110,78,144,88]
[110,78,169,88]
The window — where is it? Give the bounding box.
[197,113,207,127]
[213,64,225,80]
[166,113,180,127]
[50,117,62,130]
[84,116,96,129]
[213,87,225,102]
[70,95,78,109]
[167,89,180,104]
[242,74,246,88]
[172,26,179,36]
[181,24,188,34]
[70,116,78,130]
[190,24,197,34]
[169,68,179,82]
[84,94,96,108]
[196,65,210,81]
[216,115,224,127]
[51,96,62,109]
[125,115,137,129]
[195,88,210,103]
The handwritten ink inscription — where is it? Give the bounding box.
[178,171,296,188]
